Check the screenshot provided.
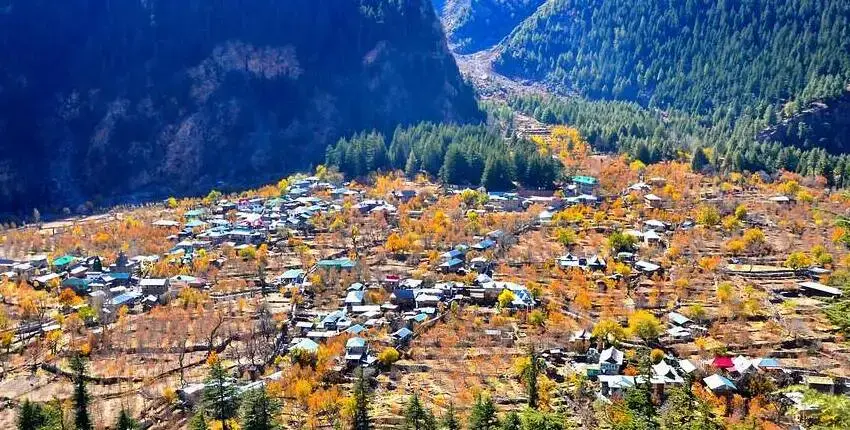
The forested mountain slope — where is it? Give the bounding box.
[436,0,545,54]
[758,88,850,155]
[494,0,850,114]
[0,0,481,213]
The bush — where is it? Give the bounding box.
[528,310,546,327]
[554,227,577,247]
[608,231,638,253]
[695,204,720,226]
[378,347,400,366]
[650,349,665,364]
[785,251,812,270]
[734,204,748,220]
[162,387,178,404]
[239,245,257,260]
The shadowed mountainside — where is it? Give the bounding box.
[0,0,481,213]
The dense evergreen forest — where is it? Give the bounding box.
[435,0,544,54]
[508,94,850,187]
[325,123,561,190]
[0,0,481,213]
[495,0,850,115]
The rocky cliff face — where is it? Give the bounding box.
[758,89,850,155]
[0,0,481,213]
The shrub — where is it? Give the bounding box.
[378,347,401,366]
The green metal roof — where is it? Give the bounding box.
[572,176,599,185]
[317,258,356,269]
[52,255,76,267]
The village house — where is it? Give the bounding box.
[344,290,366,310]
[392,327,414,347]
[291,338,320,356]
[569,175,600,195]
[797,281,843,299]
[390,289,416,310]
[599,346,624,375]
[140,278,170,296]
[469,257,491,273]
[625,182,651,194]
[344,337,368,365]
[599,374,636,398]
[704,374,737,394]
[644,193,665,209]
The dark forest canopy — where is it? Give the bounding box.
[495,0,850,115]
[325,122,561,191]
[0,0,481,214]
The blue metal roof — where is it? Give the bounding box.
[393,327,413,338]
[441,258,463,267]
[346,337,366,348]
[111,291,142,306]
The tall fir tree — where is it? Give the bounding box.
[441,402,460,430]
[18,400,47,430]
[203,360,239,430]
[522,347,542,409]
[240,387,281,430]
[70,355,93,430]
[190,411,210,430]
[116,408,140,430]
[402,393,436,430]
[405,151,419,178]
[481,154,514,191]
[691,148,709,172]
[440,146,468,185]
[351,369,371,430]
[500,412,521,430]
[467,394,499,430]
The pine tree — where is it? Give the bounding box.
[467,394,499,430]
[403,393,436,430]
[240,387,281,430]
[635,144,651,164]
[70,355,93,430]
[441,402,460,430]
[405,152,419,178]
[18,400,62,430]
[659,385,720,430]
[622,354,657,428]
[691,148,709,172]
[521,409,567,430]
[500,412,521,430]
[481,154,514,191]
[116,408,140,430]
[190,411,210,430]
[18,400,47,430]
[203,360,239,430]
[522,347,542,409]
[440,146,467,185]
[351,369,371,430]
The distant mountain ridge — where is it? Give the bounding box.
[492,0,850,113]
[434,0,545,54]
[0,0,481,213]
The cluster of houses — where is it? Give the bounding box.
[2,251,172,310]
[559,328,825,402]
[282,261,538,370]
